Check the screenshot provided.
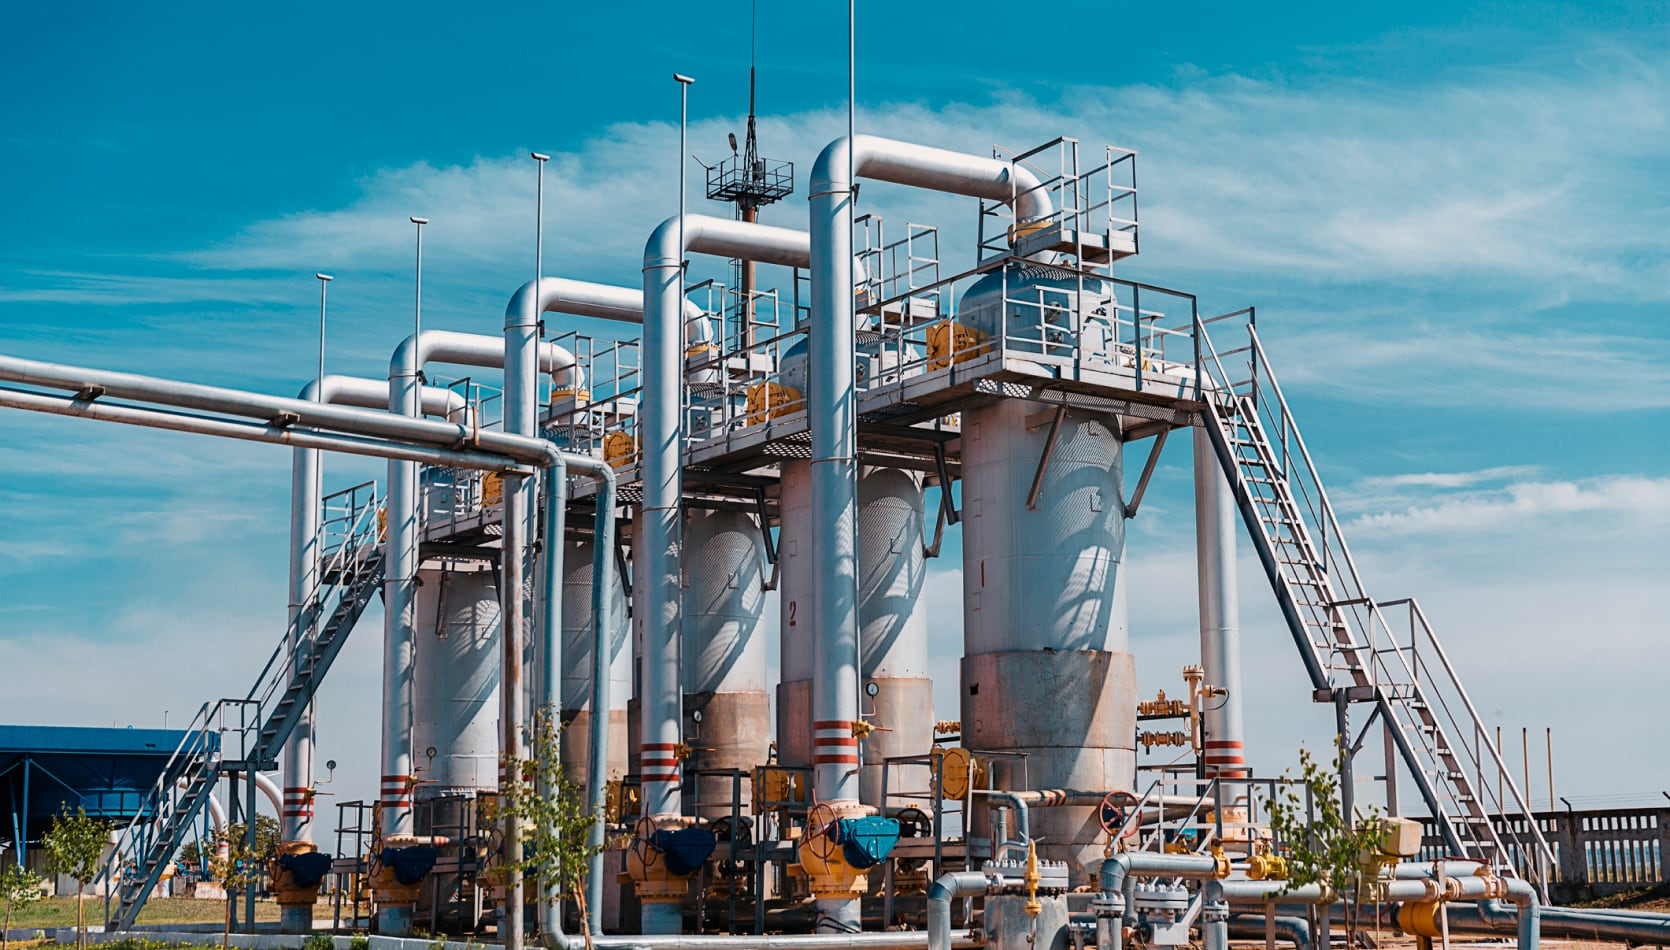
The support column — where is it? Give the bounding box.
[1194,429,1245,780]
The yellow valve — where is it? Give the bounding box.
[1210,844,1232,878]
[925,320,988,370]
[1024,840,1041,917]
[851,719,876,739]
[673,741,693,761]
[743,380,803,426]
[1137,730,1189,750]
[933,720,962,735]
[1396,901,1446,939]
[1137,688,1189,718]
[603,430,639,469]
[1247,843,1289,881]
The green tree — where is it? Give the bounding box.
[181,815,279,869]
[1264,744,1384,941]
[207,833,262,950]
[1,861,46,950]
[488,709,605,949]
[43,806,110,950]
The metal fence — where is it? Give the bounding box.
[1422,806,1667,902]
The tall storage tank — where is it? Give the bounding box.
[855,466,932,808]
[559,539,632,792]
[411,565,502,796]
[682,507,772,815]
[775,458,815,770]
[956,264,1136,879]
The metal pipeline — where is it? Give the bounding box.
[284,375,469,845]
[503,276,716,348]
[532,447,618,938]
[1226,914,1310,950]
[0,386,523,470]
[929,872,993,950]
[988,789,1113,850]
[381,329,578,847]
[1444,899,1667,945]
[638,214,809,820]
[806,135,1055,814]
[1193,429,1245,779]
[1220,876,1542,950]
[0,352,539,458]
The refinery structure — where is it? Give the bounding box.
[1,66,1666,950]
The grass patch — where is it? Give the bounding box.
[8,897,284,929]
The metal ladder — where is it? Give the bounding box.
[100,486,385,930]
[1193,318,1554,886]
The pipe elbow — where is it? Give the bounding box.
[505,278,542,330]
[389,334,420,381]
[811,135,857,195]
[645,216,683,271]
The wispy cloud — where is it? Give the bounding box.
[1347,474,1670,536]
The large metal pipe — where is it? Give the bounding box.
[0,386,522,470]
[381,330,575,941]
[285,375,469,845]
[0,352,543,459]
[806,135,1055,821]
[1445,898,1664,945]
[638,213,809,818]
[1193,429,1245,780]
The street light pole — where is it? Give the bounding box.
[409,217,429,355]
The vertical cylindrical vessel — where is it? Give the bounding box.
[682,507,772,815]
[957,262,1136,880]
[411,566,503,797]
[855,466,933,809]
[560,539,632,792]
[775,459,816,769]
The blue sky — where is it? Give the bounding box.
[1,1,1667,815]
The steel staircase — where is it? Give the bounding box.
[100,484,384,930]
[1193,319,1554,887]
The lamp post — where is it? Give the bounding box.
[409,217,428,353]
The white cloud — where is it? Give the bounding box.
[1348,474,1670,536]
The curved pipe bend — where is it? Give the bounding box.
[929,872,993,950]
[811,134,1057,227]
[506,276,718,347]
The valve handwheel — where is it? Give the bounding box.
[1099,790,1140,839]
[803,802,841,862]
[630,816,662,869]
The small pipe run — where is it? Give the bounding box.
[638,214,809,821]
[285,375,470,844]
[806,135,1056,821]
[1445,899,1667,945]
[533,447,617,939]
[928,872,993,950]
[1226,914,1310,950]
[988,788,1117,846]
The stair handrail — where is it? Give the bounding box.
[1375,596,1554,878]
[244,485,383,733]
[1193,318,1553,882]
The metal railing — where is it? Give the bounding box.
[99,483,384,928]
[1192,318,1554,885]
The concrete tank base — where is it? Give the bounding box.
[559,708,630,793]
[685,688,771,817]
[962,649,1137,880]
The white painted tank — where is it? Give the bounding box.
[956,264,1136,880]
[411,565,501,797]
[682,507,771,814]
[559,539,632,792]
[856,465,933,808]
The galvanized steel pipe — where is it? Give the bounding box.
[928,872,993,950]
[285,375,468,844]
[638,213,809,818]
[1193,429,1245,779]
[806,135,1055,811]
